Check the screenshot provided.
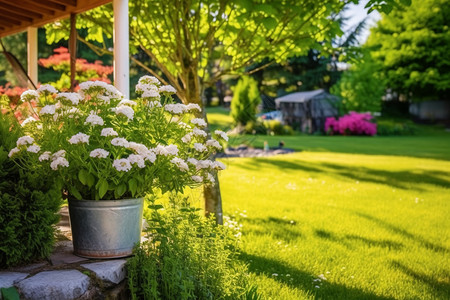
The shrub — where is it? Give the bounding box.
[325,112,377,136]
[231,76,261,127]
[263,120,294,136]
[376,119,417,136]
[0,113,62,268]
[127,194,258,300]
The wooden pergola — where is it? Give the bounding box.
[0,0,130,97]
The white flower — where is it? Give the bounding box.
[148,100,162,108]
[196,159,213,170]
[90,148,109,158]
[144,151,157,163]
[56,92,82,105]
[115,105,134,120]
[191,175,203,183]
[52,150,66,160]
[164,103,186,114]
[138,75,161,86]
[213,161,226,170]
[21,117,38,127]
[170,157,189,172]
[8,147,20,158]
[50,157,69,170]
[154,144,178,156]
[214,130,229,142]
[17,136,34,146]
[101,128,119,137]
[186,103,202,112]
[111,137,129,147]
[27,145,40,153]
[191,118,207,127]
[69,133,90,144]
[193,143,206,152]
[192,127,207,138]
[181,133,192,144]
[178,122,191,129]
[165,144,179,155]
[39,151,52,161]
[128,154,146,168]
[79,81,122,99]
[20,90,39,102]
[128,142,148,155]
[40,105,56,115]
[66,108,81,118]
[113,158,132,172]
[53,113,60,122]
[206,173,215,183]
[142,89,160,99]
[37,84,58,95]
[187,158,198,165]
[206,139,222,150]
[118,99,137,106]
[96,95,111,104]
[159,85,177,95]
[85,113,104,126]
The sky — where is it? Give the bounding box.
[342,0,381,44]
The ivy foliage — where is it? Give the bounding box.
[0,113,62,268]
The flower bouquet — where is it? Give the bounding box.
[10,76,228,200]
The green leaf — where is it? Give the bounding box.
[1,287,20,300]
[69,186,82,200]
[129,178,138,197]
[98,179,108,199]
[78,169,88,185]
[86,173,95,188]
[148,204,164,210]
[115,183,127,198]
[261,17,277,31]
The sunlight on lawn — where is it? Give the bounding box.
[218,151,450,299]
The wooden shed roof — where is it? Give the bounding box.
[0,0,111,38]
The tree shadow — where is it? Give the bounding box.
[350,211,449,253]
[233,158,450,192]
[314,229,404,251]
[239,252,396,300]
[390,260,450,298]
[241,217,303,242]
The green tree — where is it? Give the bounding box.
[366,0,450,101]
[331,51,386,113]
[231,76,261,127]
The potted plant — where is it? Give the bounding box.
[9,76,228,258]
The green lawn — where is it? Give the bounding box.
[207,107,450,299]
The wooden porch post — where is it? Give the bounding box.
[69,13,77,91]
[113,0,130,98]
[27,27,38,88]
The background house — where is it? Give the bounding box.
[275,89,339,133]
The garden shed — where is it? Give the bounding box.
[275,89,339,133]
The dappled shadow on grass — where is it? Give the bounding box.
[390,260,450,298]
[233,157,450,191]
[352,211,449,254]
[314,229,404,251]
[242,217,302,243]
[239,252,396,300]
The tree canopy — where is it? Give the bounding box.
[366,0,450,101]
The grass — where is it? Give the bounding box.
[206,107,450,299]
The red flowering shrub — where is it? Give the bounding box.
[325,112,377,136]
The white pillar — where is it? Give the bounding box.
[27,27,38,88]
[113,0,130,98]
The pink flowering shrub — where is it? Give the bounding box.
[325,112,377,136]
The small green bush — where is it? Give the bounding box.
[0,114,62,268]
[376,119,417,136]
[127,194,259,300]
[231,76,261,127]
[244,119,294,136]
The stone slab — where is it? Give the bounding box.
[0,272,29,288]
[81,260,126,284]
[50,241,88,265]
[16,270,90,300]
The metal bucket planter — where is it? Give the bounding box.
[68,198,143,259]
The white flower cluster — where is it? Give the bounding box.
[68,133,90,144]
[79,81,123,99]
[113,158,132,172]
[17,135,35,146]
[21,117,37,127]
[56,92,82,106]
[90,148,109,158]
[20,90,39,102]
[118,99,137,106]
[37,84,58,95]
[154,144,179,156]
[159,85,177,95]
[191,118,207,127]
[128,154,146,168]
[170,157,189,172]
[206,139,222,150]
[214,130,229,141]
[193,143,207,152]
[115,105,134,120]
[49,150,69,170]
[111,137,129,147]
[101,128,119,137]
[85,113,104,126]
[40,105,56,115]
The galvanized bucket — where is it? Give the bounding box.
[68,198,143,259]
